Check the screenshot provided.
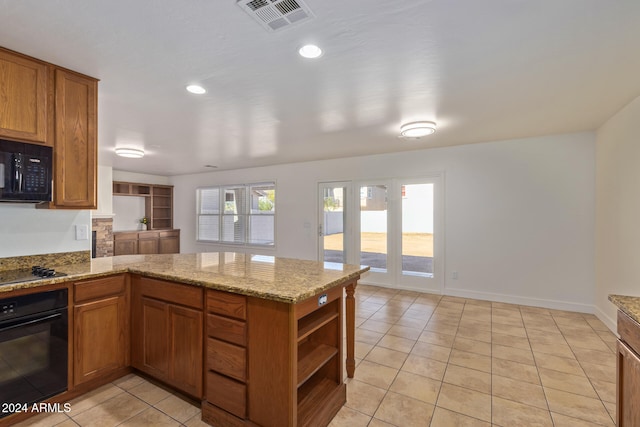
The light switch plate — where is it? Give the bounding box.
[75,224,89,240]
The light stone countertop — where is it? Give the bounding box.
[0,253,370,303]
[609,294,640,325]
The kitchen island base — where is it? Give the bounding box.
[202,280,355,427]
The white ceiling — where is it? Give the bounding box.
[1,0,639,176]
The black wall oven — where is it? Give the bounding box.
[0,289,68,418]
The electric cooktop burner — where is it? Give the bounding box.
[0,266,67,286]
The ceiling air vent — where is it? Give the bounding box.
[237,0,314,32]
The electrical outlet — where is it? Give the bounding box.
[452,271,458,279]
[75,224,89,241]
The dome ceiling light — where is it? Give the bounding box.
[115,148,145,158]
[399,121,437,138]
[186,85,206,94]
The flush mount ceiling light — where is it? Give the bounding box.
[399,121,437,138]
[298,44,322,59]
[186,85,206,94]
[115,148,145,158]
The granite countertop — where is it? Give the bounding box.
[0,253,370,303]
[609,294,640,324]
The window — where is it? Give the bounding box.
[197,182,275,246]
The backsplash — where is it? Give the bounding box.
[0,250,91,271]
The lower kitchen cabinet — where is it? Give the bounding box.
[131,275,203,398]
[113,229,180,256]
[616,310,640,426]
[73,275,129,386]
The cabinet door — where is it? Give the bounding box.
[0,49,48,143]
[53,68,97,208]
[138,237,159,254]
[159,236,180,254]
[170,305,203,398]
[618,340,640,427]
[133,297,170,381]
[114,239,137,256]
[74,295,128,385]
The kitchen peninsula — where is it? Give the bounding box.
[0,252,369,427]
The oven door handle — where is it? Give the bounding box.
[0,312,63,333]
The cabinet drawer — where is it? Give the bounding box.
[207,290,246,320]
[138,276,203,309]
[206,371,246,419]
[75,275,126,303]
[619,311,640,355]
[138,231,160,240]
[207,314,246,346]
[207,338,246,382]
[159,230,179,238]
[114,232,138,241]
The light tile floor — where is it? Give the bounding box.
[13,285,618,427]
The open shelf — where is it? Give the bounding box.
[297,375,343,427]
[298,310,339,342]
[297,341,338,387]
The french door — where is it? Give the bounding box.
[318,175,443,292]
[318,182,349,264]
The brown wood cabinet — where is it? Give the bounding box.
[51,68,97,208]
[0,48,48,143]
[202,281,348,427]
[114,232,138,255]
[617,310,640,427]
[0,47,98,210]
[159,230,180,254]
[113,230,180,255]
[73,275,129,386]
[131,276,203,398]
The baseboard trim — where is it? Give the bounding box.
[594,305,618,334]
[357,280,595,314]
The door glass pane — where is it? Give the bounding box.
[323,186,346,263]
[401,183,433,277]
[360,185,387,271]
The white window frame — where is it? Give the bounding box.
[197,182,276,247]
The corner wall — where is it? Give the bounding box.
[595,95,640,330]
[172,132,596,312]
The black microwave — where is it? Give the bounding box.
[0,138,52,203]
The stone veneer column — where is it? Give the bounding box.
[92,218,114,257]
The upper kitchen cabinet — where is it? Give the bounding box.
[50,67,98,209]
[0,48,48,144]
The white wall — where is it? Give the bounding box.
[172,132,596,312]
[113,170,171,185]
[0,204,91,257]
[112,196,146,231]
[595,95,640,330]
[94,165,114,217]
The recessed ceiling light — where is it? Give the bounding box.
[186,85,206,94]
[115,148,145,158]
[298,44,323,59]
[399,121,437,138]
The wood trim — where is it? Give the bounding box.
[247,297,296,427]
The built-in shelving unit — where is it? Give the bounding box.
[295,294,343,426]
[112,181,174,230]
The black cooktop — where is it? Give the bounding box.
[0,266,67,286]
